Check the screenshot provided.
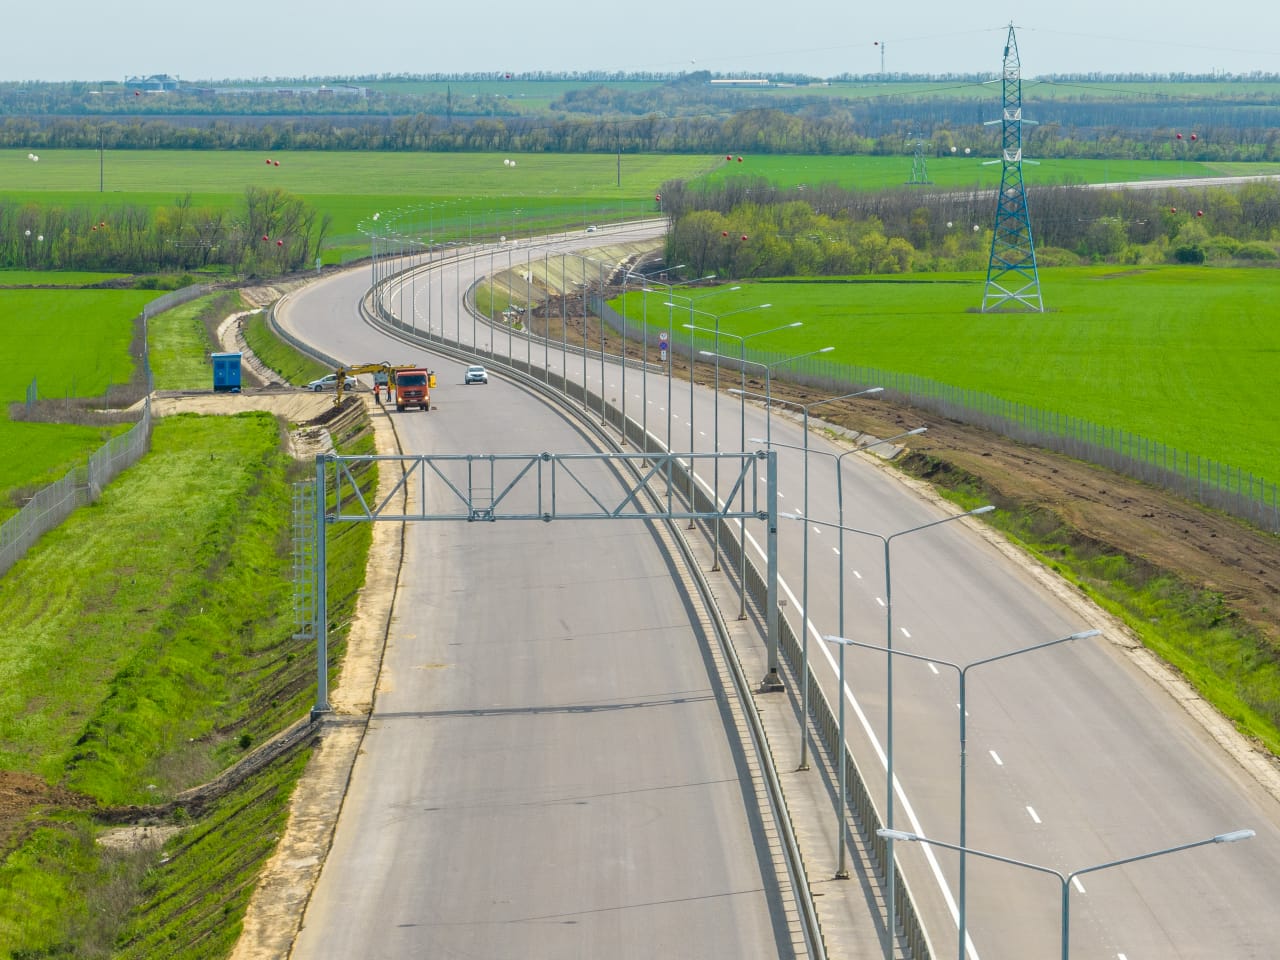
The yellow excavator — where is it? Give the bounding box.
[332,362,393,405]
[329,362,437,409]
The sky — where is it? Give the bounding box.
[4,4,1279,82]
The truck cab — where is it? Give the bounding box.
[393,367,434,411]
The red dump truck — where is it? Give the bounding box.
[393,366,436,411]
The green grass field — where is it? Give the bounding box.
[0,289,149,402]
[0,288,155,500]
[2,150,712,256]
[13,149,1278,258]
[0,404,376,956]
[0,269,129,286]
[697,154,1280,191]
[630,265,1280,484]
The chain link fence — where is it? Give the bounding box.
[724,350,1280,535]
[0,398,152,578]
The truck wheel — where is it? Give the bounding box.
[396,404,404,412]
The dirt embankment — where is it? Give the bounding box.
[768,383,1280,647]
[922,415,1280,642]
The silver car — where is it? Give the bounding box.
[464,365,489,385]
[307,373,358,392]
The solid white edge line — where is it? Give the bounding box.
[731,514,981,960]
[655,429,981,960]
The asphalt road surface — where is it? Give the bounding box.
[285,262,798,958]
[280,224,1280,959]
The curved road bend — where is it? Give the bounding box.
[280,267,801,959]
[282,229,1280,959]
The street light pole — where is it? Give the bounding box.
[599,261,608,428]
[725,386,883,783]
[623,268,685,453]
[784,505,996,956]
[832,629,1101,954]
[691,319,802,614]
[543,250,551,384]
[730,346,835,447]
[579,278,589,414]
[560,255,569,397]
[879,827,1255,960]
[676,301,772,569]
[758,426,927,779]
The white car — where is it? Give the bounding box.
[464,365,489,385]
[307,373,358,392]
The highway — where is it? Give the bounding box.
[283,247,802,959]
[279,222,1280,959]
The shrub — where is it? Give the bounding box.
[1034,246,1082,267]
[1235,241,1279,261]
[1204,235,1242,260]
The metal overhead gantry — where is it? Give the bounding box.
[302,449,783,716]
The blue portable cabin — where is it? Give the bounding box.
[212,352,242,393]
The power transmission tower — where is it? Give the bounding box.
[981,24,1043,313]
[906,134,931,184]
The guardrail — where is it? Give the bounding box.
[351,260,932,959]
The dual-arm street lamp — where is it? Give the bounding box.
[877,827,1255,960]
[578,255,611,428]
[734,387,886,773]
[625,271,710,455]
[728,346,836,447]
[703,320,803,611]
[622,267,681,448]
[757,426,925,776]
[574,280,590,413]
[828,629,1101,955]
[783,505,995,954]
[663,292,717,519]
[670,303,776,567]
[665,291,755,527]
[687,322,802,604]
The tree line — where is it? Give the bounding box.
[5,75,1280,160]
[7,108,1280,161]
[658,176,1280,278]
[0,188,327,274]
[5,172,1276,278]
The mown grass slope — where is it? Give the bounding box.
[0,405,375,956]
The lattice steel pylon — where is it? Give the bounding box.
[906,134,931,185]
[981,24,1044,313]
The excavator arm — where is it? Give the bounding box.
[332,362,393,404]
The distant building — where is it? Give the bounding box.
[125,74,180,92]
